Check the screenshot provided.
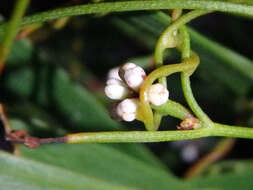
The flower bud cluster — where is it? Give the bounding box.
[105,63,169,122]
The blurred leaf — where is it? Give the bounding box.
[188,170,253,190]
[0,151,138,190]
[20,143,186,190]
[4,64,119,131]
[200,160,253,176]
[6,39,33,66]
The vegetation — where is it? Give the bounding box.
[0,0,253,189]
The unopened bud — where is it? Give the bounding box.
[104,84,129,100]
[106,78,125,86]
[148,83,169,106]
[119,63,146,91]
[116,98,139,121]
[107,67,122,81]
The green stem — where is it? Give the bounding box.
[1,0,253,37]
[154,10,212,69]
[67,123,253,143]
[68,128,212,143]
[151,100,193,120]
[151,10,212,130]
[0,0,30,69]
[179,25,214,128]
[181,75,213,127]
[212,123,253,138]
[139,54,198,131]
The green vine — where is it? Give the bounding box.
[4,0,253,147]
[1,0,253,37]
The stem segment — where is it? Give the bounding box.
[66,123,253,143]
[0,0,30,72]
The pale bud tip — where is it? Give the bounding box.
[116,98,139,122]
[148,83,169,106]
[104,84,129,100]
[106,78,125,86]
[107,67,122,81]
[123,66,146,91]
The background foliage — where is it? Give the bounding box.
[0,1,253,189]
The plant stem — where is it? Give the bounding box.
[151,100,193,120]
[179,25,213,128]
[67,128,212,143]
[0,0,253,37]
[139,56,198,131]
[0,0,30,72]
[154,10,212,70]
[66,123,253,143]
[7,121,253,147]
[181,75,213,128]
[212,123,253,138]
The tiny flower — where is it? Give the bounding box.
[148,83,169,106]
[116,98,139,121]
[107,67,122,81]
[119,63,146,91]
[104,83,129,100]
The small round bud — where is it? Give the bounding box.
[106,78,125,86]
[119,63,146,91]
[121,62,136,71]
[107,67,122,81]
[124,67,146,91]
[148,83,169,106]
[104,84,129,100]
[116,98,139,122]
[118,62,136,81]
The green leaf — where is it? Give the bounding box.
[188,170,253,190]
[20,143,185,190]
[0,151,137,190]
[200,160,253,176]
[6,39,33,66]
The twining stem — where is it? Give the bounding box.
[154,10,212,71]
[139,55,199,131]
[0,0,30,72]
[179,25,214,128]
[141,10,212,131]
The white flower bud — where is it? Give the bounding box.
[107,67,122,81]
[148,83,169,106]
[104,84,129,100]
[106,78,125,86]
[121,62,136,71]
[119,63,146,91]
[116,98,139,122]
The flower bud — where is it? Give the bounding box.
[104,84,129,100]
[116,98,139,121]
[148,83,169,106]
[106,78,125,86]
[119,63,146,91]
[107,67,122,81]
